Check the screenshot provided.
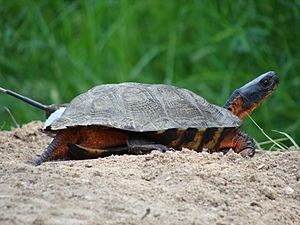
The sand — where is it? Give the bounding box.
[0,121,299,225]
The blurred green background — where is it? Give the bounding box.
[0,0,299,147]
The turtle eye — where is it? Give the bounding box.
[260,78,272,88]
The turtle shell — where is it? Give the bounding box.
[46,83,241,132]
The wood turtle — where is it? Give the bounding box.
[0,71,279,165]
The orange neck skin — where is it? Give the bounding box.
[227,95,258,121]
[225,91,273,121]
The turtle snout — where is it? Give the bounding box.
[273,73,279,85]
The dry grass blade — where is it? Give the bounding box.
[272,130,299,148]
[253,139,263,150]
[258,137,288,146]
[0,121,6,130]
[248,115,285,150]
[4,107,20,128]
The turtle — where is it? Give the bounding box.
[0,71,279,165]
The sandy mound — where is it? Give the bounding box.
[0,121,299,225]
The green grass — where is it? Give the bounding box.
[1,0,299,146]
[249,115,298,150]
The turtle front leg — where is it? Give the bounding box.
[218,130,256,157]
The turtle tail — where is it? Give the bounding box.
[33,130,78,166]
[33,138,59,166]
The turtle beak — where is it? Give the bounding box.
[271,71,280,85]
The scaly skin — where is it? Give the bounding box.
[218,130,256,156]
[221,71,279,155]
[33,126,128,165]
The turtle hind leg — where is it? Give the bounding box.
[68,143,129,159]
[218,130,256,157]
[67,133,171,159]
[127,136,171,154]
[68,140,170,159]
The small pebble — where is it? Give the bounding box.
[144,155,154,161]
[225,149,242,161]
[84,194,94,201]
[177,207,186,212]
[283,186,294,195]
[165,176,172,181]
[71,173,80,178]
[250,202,262,208]
[249,175,256,182]
[181,148,192,153]
[81,178,90,183]
[93,171,102,176]
[261,186,276,200]
[217,152,224,157]
[175,195,186,202]
[296,173,300,182]
[258,164,265,169]
[211,153,219,159]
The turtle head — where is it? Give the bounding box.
[224,71,279,120]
